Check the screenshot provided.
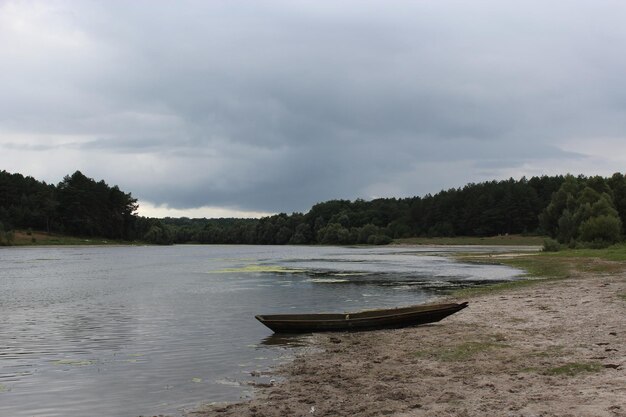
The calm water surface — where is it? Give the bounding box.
[0,245,530,417]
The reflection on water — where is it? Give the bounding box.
[0,244,531,417]
[259,334,312,347]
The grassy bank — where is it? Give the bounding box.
[3,230,141,246]
[453,243,626,297]
[5,232,545,247]
[394,234,545,246]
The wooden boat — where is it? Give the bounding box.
[255,301,468,333]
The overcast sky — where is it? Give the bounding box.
[2,1,626,218]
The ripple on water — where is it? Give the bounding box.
[0,245,526,417]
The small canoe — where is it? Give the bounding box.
[255,301,468,333]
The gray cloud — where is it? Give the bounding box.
[2,0,626,214]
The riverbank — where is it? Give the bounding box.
[190,255,626,417]
[393,234,545,246]
[5,230,542,247]
[3,230,141,246]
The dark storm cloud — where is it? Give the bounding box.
[2,0,626,214]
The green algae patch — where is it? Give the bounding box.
[308,278,350,283]
[0,384,7,393]
[120,353,145,363]
[332,272,368,277]
[209,265,305,274]
[53,359,97,366]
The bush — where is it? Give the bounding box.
[143,224,174,245]
[317,223,352,245]
[542,238,561,252]
[578,215,621,246]
[579,239,614,249]
[367,234,392,245]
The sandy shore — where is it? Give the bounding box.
[190,264,626,417]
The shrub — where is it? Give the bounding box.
[367,234,392,245]
[578,215,621,246]
[542,238,561,252]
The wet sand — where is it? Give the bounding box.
[190,264,626,417]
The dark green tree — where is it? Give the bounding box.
[541,176,623,248]
[56,171,137,239]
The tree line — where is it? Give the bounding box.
[1,169,625,247]
[0,170,138,243]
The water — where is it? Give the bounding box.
[0,245,529,417]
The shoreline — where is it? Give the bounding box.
[189,262,625,417]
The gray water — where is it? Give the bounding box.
[0,245,529,417]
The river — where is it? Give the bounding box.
[0,244,530,417]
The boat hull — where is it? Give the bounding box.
[255,302,468,333]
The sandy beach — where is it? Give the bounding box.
[190,262,626,417]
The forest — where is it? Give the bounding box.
[1,169,625,248]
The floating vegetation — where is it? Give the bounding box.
[332,272,368,277]
[0,384,7,393]
[191,377,203,383]
[212,257,255,262]
[307,278,350,283]
[53,359,96,366]
[209,265,305,274]
[215,378,240,387]
[123,353,146,363]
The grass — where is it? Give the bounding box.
[548,243,626,262]
[498,255,573,278]
[528,345,567,358]
[452,279,542,297]
[544,362,604,377]
[7,230,141,246]
[415,336,508,362]
[394,234,545,246]
[435,341,507,361]
[453,244,626,297]
[452,254,573,297]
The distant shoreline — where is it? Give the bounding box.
[2,230,142,246]
[4,229,544,248]
[392,234,545,246]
